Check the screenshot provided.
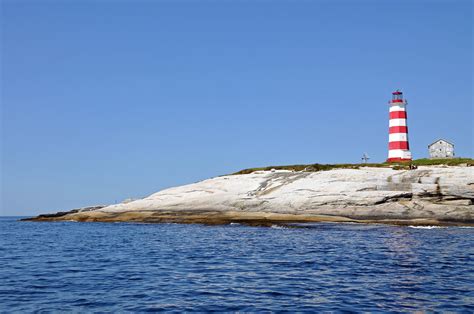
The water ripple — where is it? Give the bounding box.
[0,217,473,311]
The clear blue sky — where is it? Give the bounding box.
[1,0,472,216]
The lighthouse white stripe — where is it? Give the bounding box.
[389,133,408,142]
[389,119,407,127]
[389,105,407,112]
[388,150,405,158]
[388,150,412,159]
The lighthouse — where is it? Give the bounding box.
[387,90,412,162]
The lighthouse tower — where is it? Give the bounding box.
[387,90,412,162]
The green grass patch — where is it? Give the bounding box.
[411,158,474,166]
[232,158,473,175]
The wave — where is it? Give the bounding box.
[409,225,474,229]
[270,225,288,229]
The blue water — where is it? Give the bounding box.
[0,217,473,312]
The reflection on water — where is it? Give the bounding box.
[0,218,473,312]
[383,228,426,309]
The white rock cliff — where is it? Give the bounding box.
[28,166,474,226]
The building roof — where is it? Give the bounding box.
[428,139,454,148]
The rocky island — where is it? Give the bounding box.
[24,160,474,227]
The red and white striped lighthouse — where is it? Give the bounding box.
[387,90,412,162]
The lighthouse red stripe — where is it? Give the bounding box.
[391,99,404,103]
[389,111,407,119]
[389,126,408,134]
[389,141,409,150]
[387,157,411,163]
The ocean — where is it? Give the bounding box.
[0,216,473,312]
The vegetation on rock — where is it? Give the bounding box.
[233,158,473,175]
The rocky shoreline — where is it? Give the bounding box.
[23,166,474,227]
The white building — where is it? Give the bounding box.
[428,139,455,159]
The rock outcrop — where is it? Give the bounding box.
[24,166,474,226]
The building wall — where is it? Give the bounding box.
[429,141,455,158]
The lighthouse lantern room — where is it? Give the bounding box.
[387,90,412,162]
